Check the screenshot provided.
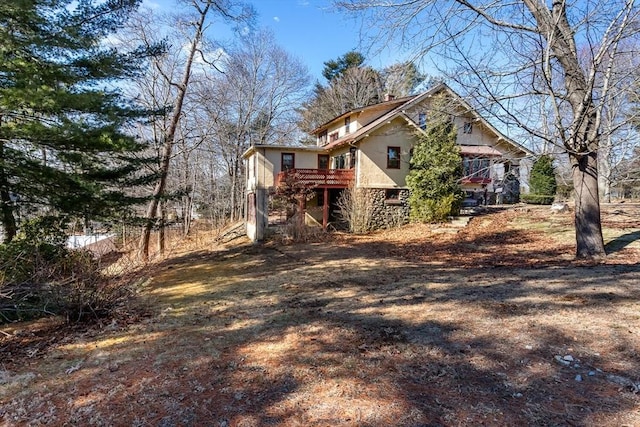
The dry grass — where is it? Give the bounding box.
[2,204,640,426]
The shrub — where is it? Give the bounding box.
[526,154,557,205]
[406,95,464,222]
[336,186,375,233]
[0,216,134,324]
[520,193,556,205]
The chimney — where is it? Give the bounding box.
[384,93,395,102]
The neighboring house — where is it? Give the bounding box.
[243,83,533,242]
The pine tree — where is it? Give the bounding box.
[406,96,464,222]
[524,154,557,204]
[0,0,155,242]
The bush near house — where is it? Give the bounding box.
[406,100,464,222]
[522,154,557,205]
[336,185,375,233]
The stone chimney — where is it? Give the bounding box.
[384,93,395,102]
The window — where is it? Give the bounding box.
[281,153,295,171]
[385,189,400,200]
[318,154,329,170]
[334,154,346,169]
[463,157,490,179]
[387,146,401,169]
[319,131,328,145]
[418,112,427,130]
[349,146,356,169]
[463,122,473,134]
[345,116,351,134]
[330,132,339,142]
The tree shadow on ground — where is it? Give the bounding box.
[605,230,640,254]
[2,222,640,426]
[126,234,640,425]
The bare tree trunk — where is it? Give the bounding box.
[139,134,171,260]
[182,154,193,236]
[524,0,607,258]
[598,136,613,203]
[0,187,16,244]
[183,193,192,236]
[0,143,16,243]
[158,200,166,256]
[229,163,237,222]
[571,151,606,258]
[138,2,210,261]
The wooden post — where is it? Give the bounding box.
[322,187,329,230]
[298,196,305,228]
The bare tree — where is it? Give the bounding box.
[126,0,252,260]
[299,59,429,134]
[138,2,207,260]
[338,0,640,259]
[200,29,310,221]
[299,66,383,133]
[596,46,640,202]
[380,61,427,97]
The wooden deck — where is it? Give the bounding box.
[275,168,354,188]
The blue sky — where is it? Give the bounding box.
[253,0,363,80]
[143,0,407,82]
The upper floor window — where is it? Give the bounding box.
[319,131,328,145]
[334,154,346,169]
[418,112,427,130]
[281,153,295,171]
[387,146,401,169]
[463,122,473,134]
[345,116,351,134]
[330,132,339,142]
[318,154,329,170]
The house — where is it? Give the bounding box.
[243,83,533,242]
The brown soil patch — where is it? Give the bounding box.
[2,204,640,426]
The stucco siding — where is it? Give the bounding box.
[256,150,275,189]
[357,119,416,188]
[453,117,496,146]
[255,148,321,189]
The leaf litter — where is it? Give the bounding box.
[1,204,640,426]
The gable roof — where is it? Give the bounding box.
[321,83,534,157]
[242,144,323,159]
[310,95,415,136]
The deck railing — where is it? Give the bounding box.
[275,168,354,188]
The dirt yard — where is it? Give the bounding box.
[2,204,640,426]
